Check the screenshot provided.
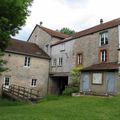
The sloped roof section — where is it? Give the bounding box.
[82,62,120,71]
[52,18,120,46]
[39,26,69,39]
[71,18,120,39]
[6,38,50,59]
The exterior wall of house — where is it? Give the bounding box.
[0,52,49,96]
[80,71,119,95]
[76,26,120,95]
[116,72,120,94]
[51,40,75,73]
[74,27,119,68]
[28,26,61,55]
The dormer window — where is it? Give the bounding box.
[100,32,108,46]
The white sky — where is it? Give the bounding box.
[14,0,120,41]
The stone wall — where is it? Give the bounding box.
[74,27,119,68]
[0,52,49,96]
[51,40,75,73]
[28,26,61,55]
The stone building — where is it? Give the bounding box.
[50,18,120,95]
[0,39,50,96]
[27,25,69,94]
[1,18,120,96]
[28,25,69,55]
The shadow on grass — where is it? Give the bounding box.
[0,96,27,107]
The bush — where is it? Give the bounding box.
[63,86,79,96]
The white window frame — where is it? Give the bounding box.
[58,57,63,66]
[77,53,83,65]
[99,32,108,46]
[100,50,107,62]
[4,76,10,88]
[118,25,120,48]
[24,56,31,67]
[52,58,57,66]
[31,79,37,87]
[60,43,65,51]
[92,73,103,85]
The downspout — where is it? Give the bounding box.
[46,36,52,95]
[117,25,120,94]
[118,25,120,73]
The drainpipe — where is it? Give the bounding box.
[46,36,52,95]
[118,25,120,74]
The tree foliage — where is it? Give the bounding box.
[70,65,83,85]
[57,27,75,35]
[0,0,33,72]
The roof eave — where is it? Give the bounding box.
[5,50,51,60]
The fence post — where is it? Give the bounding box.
[18,86,20,97]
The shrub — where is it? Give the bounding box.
[63,86,79,96]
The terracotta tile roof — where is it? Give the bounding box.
[39,26,69,39]
[82,62,120,71]
[6,38,50,59]
[52,18,120,46]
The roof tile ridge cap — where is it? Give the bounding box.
[38,25,69,37]
[72,18,120,37]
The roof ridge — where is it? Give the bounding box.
[38,25,70,38]
[6,38,50,59]
[72,18,120,37]
[52,18,120,46]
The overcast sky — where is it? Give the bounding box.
[14,0,120,41]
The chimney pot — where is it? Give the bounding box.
[100,19,103,24]
[40,21,43,26]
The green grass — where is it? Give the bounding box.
[0,95,120,120]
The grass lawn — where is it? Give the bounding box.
[0,95,120,120]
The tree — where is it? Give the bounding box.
[0,0,33,72]
[57,27,75,35]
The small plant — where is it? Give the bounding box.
[63,86,79,96]
[69,65,83,85]
[63,65,83,96]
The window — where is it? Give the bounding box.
[58,57,63,66]
[100,49,107,62]
[77,53,83,65]
[100,32,108,46]
[45,44,49,52]
[92,73,103,85]
[60,43,65,51]
[31,79,37,87]
[4,76,10,88]
[52,58,57,66]
[24,57,31,67]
